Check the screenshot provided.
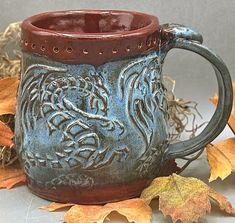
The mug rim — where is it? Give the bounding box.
[21,10,160,65]
[22,9,158,38]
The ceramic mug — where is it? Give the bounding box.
[15,10,233,204]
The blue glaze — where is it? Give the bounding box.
[15,50,169,189]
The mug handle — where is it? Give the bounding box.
[160,24,233,160]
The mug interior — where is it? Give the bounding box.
[31,11,152,34]
[21,10,159,65]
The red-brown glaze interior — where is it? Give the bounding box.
[21,10,159,65]
[32,11,152,34]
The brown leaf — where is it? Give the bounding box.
[140,174,235,223]
[64,198,152,223]
[0,76,19,115]
[0,120,14,146]
[0,161,26,189]
[206,137,235,181]
[40,202,74,212]
[210,80,235,133]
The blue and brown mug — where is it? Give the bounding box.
[15,10,233,204]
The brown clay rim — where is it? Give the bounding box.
[21,10,159,65]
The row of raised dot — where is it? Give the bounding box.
[23,40,132,55]
[22,40,74,54]
[22,38,157,55]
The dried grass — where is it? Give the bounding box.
[0,22,21,166]
[0,22,21,79]
[163,76,206,142]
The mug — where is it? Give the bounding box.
[15,10,233,204]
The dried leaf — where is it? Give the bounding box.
[140,174,235,223]
[64,198,152,223]
[0,161,26,189]
[206,137,235,181]
[0,120,13,146]
[40,202,74,212]
[0,76,19,115]
[210,80,235,133]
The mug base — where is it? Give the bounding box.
[26,177,151,204]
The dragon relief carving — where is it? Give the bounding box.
[118,54,169,176]
[18,64,128,172]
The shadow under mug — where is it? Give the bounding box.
[15,10,233,204]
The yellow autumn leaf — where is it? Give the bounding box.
[63,198,152,223]
[0,76,19,115]
[140,174,235,223]
[206,137,235,182]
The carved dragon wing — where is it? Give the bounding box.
[118,54,169,154]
